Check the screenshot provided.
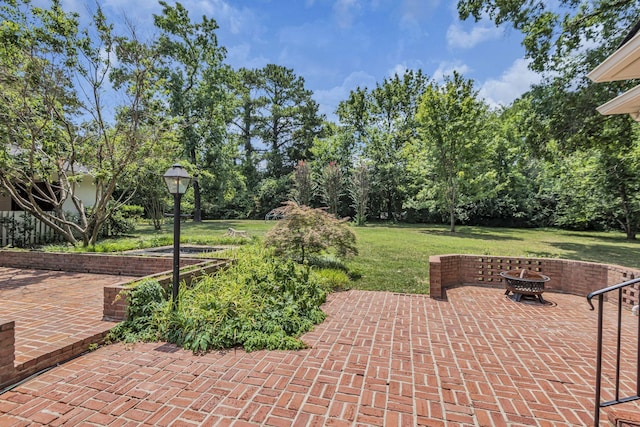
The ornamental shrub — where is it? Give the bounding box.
[108,245,327,353]
[264,201,358,263]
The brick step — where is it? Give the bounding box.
[609,408,640,427]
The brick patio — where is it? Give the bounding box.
[0,267,136,374]
[1,287,638,426]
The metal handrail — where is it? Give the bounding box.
[586,278,640,426]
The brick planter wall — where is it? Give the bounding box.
[0,251,230,389]
[0,250,204,277]
[429,254,640,310]
[0,320,15,388]
[103,259,229,321]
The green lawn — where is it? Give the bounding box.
[347,223,640,293]
[46,220,640,294]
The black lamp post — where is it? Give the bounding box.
[163,163,192,308]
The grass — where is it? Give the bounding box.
[346,223,640,293]
[43,220,640,294]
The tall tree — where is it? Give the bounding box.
[338,70,429,220]
[415,72,493,232]
[230,68,264,190]
[256,64,324,178]
[474,99,548,226]
[153,1,235,222]
[458,0,640,238]
[0,0,165,246]
[457,0,639,74]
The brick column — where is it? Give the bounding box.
[0,320,15,388]
[429,255,462,299]
[103,286,129,322]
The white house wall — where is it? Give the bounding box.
[0,174,96,213]
[61,179,97,212]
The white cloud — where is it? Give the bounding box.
[333,0,361,29]
[314,71,377,120]
[446,22,503,49]
[389,64,409,78]
[99,0,264,39]
[400,0,440,27]
[479,58,542,108]
[226,43,270,70]
[432,61,471,83]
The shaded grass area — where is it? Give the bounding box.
[44,220,640,294]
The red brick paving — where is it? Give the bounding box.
[1,287,639,426]
[0,267,136,365]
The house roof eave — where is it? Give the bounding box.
[595,83,640,121]
[587,31,640,83]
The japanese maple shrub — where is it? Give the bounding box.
[264,201,358,263]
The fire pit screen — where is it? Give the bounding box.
[500,269,550,304]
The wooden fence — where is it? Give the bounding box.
[0,211,63,247]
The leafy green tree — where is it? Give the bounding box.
[458,1,640,238]
[457,0,639,74]
[0,1,166,246]
[128,135,180,230]
[254,176,291,218]
[310,123,357,173]
[256,64,324,177]
[415,71,493,232]
[153,1,237,222]
[469,100,548,226]
[265,201,357,263]
[290,160,314,206]
[349,161,371,226]
[338,70,429,220]
[230,68,264,190]
[540,126,640,239]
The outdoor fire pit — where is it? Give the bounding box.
[500,269,550,304]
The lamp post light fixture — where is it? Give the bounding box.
[163,163,192,308]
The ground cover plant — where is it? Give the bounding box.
[109,245,328,352]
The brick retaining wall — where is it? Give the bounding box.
[0,319,111,392]
[0,251,230,390]
[429,254,640,309]
[0,250,203,277]
[0,320,15,388]
[103,259,229,321]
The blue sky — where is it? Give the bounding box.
[62,0,542,120]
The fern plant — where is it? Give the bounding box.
[108,245,328,353]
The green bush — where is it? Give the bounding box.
[312,268,351,291]
[101,204,144,237]
[264,201,358,263]
[109,279,168,343]
[108,245,327,353]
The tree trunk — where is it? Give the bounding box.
[449,179,456,233]
[618,182,636,240]
[449,207,456,233]
[193,179,202,222]
[189,146,202,222]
